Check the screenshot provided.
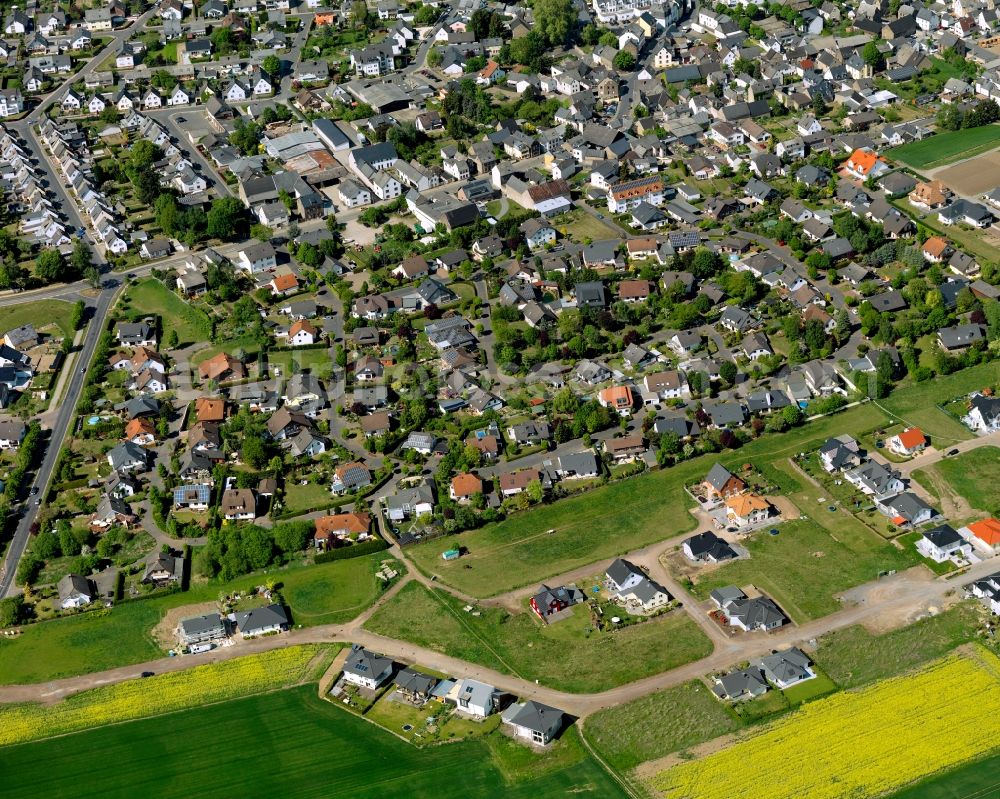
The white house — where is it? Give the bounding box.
[449,678,498,718]
[916,524,972,563]
[342,646,393,689]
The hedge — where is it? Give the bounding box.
[314,538,388,563]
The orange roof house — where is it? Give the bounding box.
[450,472,483,501]
[196,396,227,423]
[314,11,335,25]
[725,493,772,526]
[199,352,245,382]
[270,273,299,295]
[922,236,951,262]
[124,417,155,443]
[843,148,888,179]
[289,320,318,337]
[598,385,634,415]
[314,512,371,547]
[908,180,950,209]
[970,519,1000,547]
[887,427,927,456]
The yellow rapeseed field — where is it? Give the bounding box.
[656,649,1000,799]
[0,645,322,747]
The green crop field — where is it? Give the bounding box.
[408,404,888,598]
[364,582,712,693]
[917,446,1000,517]
[889,124,1000,169]
[0,300,76,339]
[0,555,389,684]
[684,460,922,622]
[0,686,630,799]
[123,278,212,345]
[888,752,1000,799]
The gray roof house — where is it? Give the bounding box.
[501,700,564,745]
[343,645,393,689]
[755,648,814,688]
[58,573,94,609]
[178,612,227,645]
[233,603,289,637]
[107,441,148,472]
[713,668,768,701]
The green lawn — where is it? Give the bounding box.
[190,335,264,365]
[684,461,922,622]
[879,362,998,442]
[0,555,389,684]
[0,299,76,339]
[280,556,391,626]
[918,446,1000,517]
[889,124,1000,169]
[550,208,621,242]
[268,348,332,378]
[283,481,333,515]
[364,582,713,693]
[813,603,980,689]
[888,752,1000,799]
[584,680,740,771]
[408,404,889,598]
[0,686,630,799]
[123,278,212,345]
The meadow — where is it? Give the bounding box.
[0,686,630,799]
[123,278,212,345]
[364,582,712,693]
[408,403,888,597]
[654,650,1000,799]
[684,459,922,622]
[0,300,76,339]
[917,446,1000,517]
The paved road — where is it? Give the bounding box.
[148,109,235,199]
[0,284,116,597]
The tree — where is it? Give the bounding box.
[250,223,273,242]
[533,0,574,45]
[241,435,269,469]
[262,54,281,77]
[165,329,179,349]
[35,248,68,283]
[581,23,601,45]
[70,300,85,331]
[781,405,803,427]
[427,46,442,67]
[350,0,369,28]
[862,41,885,71]
[612,50,636,71]
[0,596,26,628]
[719,360,737,386]
[70,240,92,274]
[84,266,101,288]
[206,197,247,241]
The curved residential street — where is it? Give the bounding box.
[3,426,999,719]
